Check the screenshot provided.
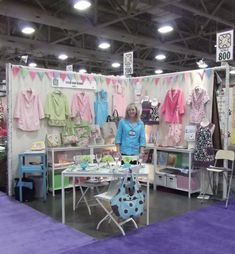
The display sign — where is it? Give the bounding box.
[123,51,133,75]
[66,65,73,71]
[52,73,96,90]
[216,30,234,62]
[184,125,197,141]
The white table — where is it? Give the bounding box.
[61,165,150,225]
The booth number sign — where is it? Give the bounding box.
[123,51,133,75]
[216,30,234,62]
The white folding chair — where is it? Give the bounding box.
[205,149,235,208]
[75,178,110,215]
[95,165,141,236]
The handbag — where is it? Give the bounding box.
[75,121,91,146]
[111,172,145,220]
[61,119,79,145]
[46,134,61,147]
[31,141,45,151]
[107,109,121,127]
[101,121,117,141]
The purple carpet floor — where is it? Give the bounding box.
[0,192,95,254]
[61,199,235,254]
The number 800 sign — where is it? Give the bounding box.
[216,30,234,62]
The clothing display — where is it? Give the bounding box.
[94,89,108,127]
[112,85,126,117]
[161,89,185,123]
[149,100,160,124]
[140,97,152,123]
[71,92,93,123]
[193,123,215,167]
[165,124,183,146]
[14,89,44,131]
[188,87,210,124]
[115,119,146,155]
[44,90,69,126]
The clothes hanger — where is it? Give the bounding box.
[54,88,62,94]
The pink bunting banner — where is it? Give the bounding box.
[88,75,94,82]
[29,71,37,80]
[198,70,205,81]
[46,71,53,80]
[60,73,66,81]
[80,74,87,82]
[105,77,111,86]
[134,78,139,85]
[112,79,117,86]
[166,76,172,84]
[154,77,160,86]
[12,66,20,77]
[184,72,190,83]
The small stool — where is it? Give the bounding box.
[18,152,47,202]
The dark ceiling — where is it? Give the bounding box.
[0,0,235,79]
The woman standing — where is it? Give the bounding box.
[115,103,146,156]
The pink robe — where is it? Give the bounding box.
[161,89,185,123]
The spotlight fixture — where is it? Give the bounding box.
[98,42,111,49]
[58,54,68,60]
[74,0,91,11]
[155,69,163,74]
[112,62,121,68]
[158,25,173,34]
[197,59,208,68]
[21,26,35,35]
[155,54,166,61]
[230,69,235,75]
[28,62,37,67]
[79,68,87,73]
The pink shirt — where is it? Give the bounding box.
[161,89,185,123]
[188,87,209,124]
[112,92,126,117]
[14,90,44,131]
[71,92,93,123]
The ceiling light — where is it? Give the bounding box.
[21,26,35,35]
[230,70,235,75]
[79,68,87,73]
[98,42,111,49]
[74,0,91,11]
[155,69,163,74]
[112,62,120,68]
[155,54,166,61]
[158,25,174,34]
[197,59,208,68]
[28,62,37,67]
[58,54,68,60]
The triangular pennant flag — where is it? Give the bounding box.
[166,76,172,84]
[21,68,29,79]
[60,73,66,81]
[134,78,139,85]
[112,79,117,86]
[67,73,74,81]
[198,70,205,81]
[46,71,53,80]
[106,77,111,86]
[94,75,100,84]
[37,72,45,80]
[154,77,160,86]
[184,72,190,83]
[12,66,20,77]
[29,71,37,80]
[172,75,178,83]
[80,74,87,82]
[53,72,60,79]
[149,77,154,84]
[88,75,94,82]
[74,73,81,82]
[205,69,213,79]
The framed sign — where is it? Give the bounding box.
[184,125,197,141]
[123,51,133,75]
[216,30,234,62]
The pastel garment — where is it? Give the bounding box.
[149,102,160,124]
[188,87,210,124]
[14,90,44,131]
[112,89,126,117]
[94,90,108,127]
[164,124,183,146]
[45,90,69,126]
[161,89,185,123]
[115,119,146,155]
[193,123,215,167]
[71,92,93,123]
[141,100,152,123]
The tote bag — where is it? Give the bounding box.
[111,172,145,220]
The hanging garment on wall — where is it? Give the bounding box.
[161,89,185,123]
[14,89,44,131]
[94,89,108,127]
[187,87,210,124]
[149,100,160,124]
[71,92,93,123]
[163,124,183,146]
[193,123,215,167]
[112,84,126,117]
[44,90,69,126]
[140,97,152,123]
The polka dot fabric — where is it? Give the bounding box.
[111,173,145,220]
